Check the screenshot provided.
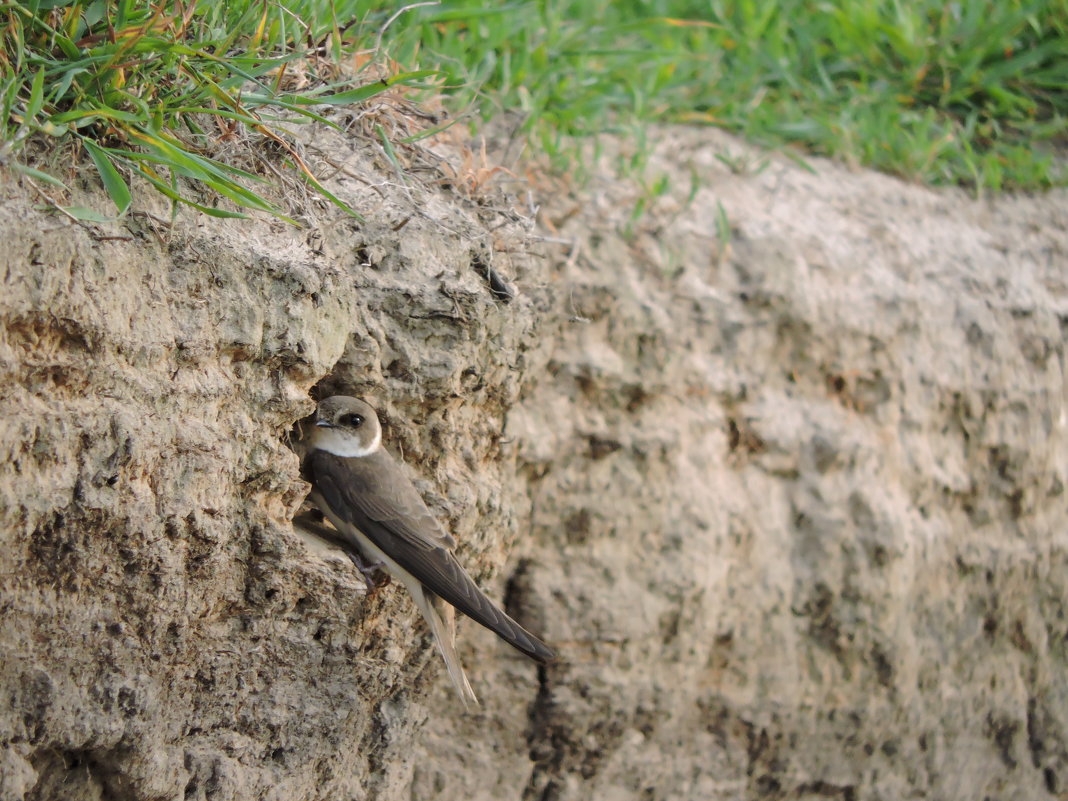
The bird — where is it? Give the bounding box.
[295,395,554,707]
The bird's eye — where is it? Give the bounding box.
[342,413,364,428]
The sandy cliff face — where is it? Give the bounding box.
[0,123,1066,801]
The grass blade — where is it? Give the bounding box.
[10,163,69,188]
[83,138,132,215]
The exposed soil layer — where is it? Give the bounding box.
[1,121,1065,800]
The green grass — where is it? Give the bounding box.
[367,0,1067,192]
[0,1,429,221]
[2,1,1064,221]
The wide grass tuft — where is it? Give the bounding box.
[369,0,1067,191]
[0,1,429,221]
[3,0,1063,221]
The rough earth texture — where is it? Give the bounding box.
[0,116,1065,801]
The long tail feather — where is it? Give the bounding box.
[412,586,478,708]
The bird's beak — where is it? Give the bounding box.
[315,419,336,428]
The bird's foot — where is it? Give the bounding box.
[346,553,391,592]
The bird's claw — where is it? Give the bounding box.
[345,553,391,592]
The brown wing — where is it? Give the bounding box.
[305,449,554,664]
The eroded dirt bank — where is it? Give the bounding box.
[1,121,1066,801]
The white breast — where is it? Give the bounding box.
[310,426,381,458]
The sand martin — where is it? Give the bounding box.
[297,396,553,706]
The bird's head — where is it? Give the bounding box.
[310,396,382,457]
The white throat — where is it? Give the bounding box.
[311,426,381,458]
